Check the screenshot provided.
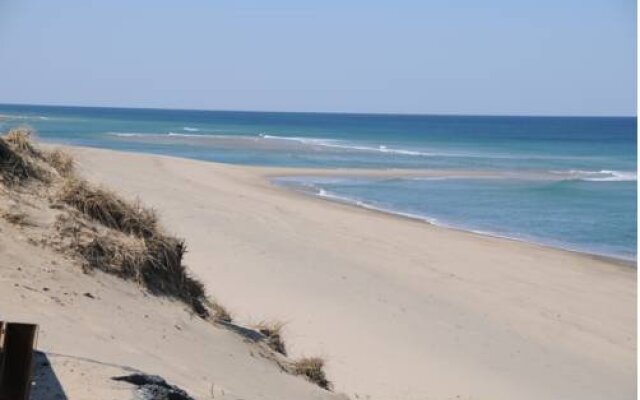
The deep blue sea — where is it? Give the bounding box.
[0,104,636,260]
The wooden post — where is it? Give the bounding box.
[0,322,5,388]
[0,323,38,400]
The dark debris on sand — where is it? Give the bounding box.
[112,373,195,400]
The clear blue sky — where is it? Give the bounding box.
[0,0,636,116]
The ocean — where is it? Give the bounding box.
[0,104,636,260]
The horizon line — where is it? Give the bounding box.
[0,101,636,119]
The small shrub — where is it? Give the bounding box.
[292,357,331,390]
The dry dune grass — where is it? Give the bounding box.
[256,321,287,355]
[56,179,210,318]
[4,126,41,158]
[0,126,54,184]
[0,135,38,184]
[79,232,149,278]
[292,357,331,390]
[206,300,232,323]
[0,128,211,318]
[77,231,209,316]
[46,148,75,177]
[58,178,158,239]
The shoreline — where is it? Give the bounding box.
[240,161,636,265]
[270,179,635,265]
[67,145,636,400]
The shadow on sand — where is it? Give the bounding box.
[30,352,67,400]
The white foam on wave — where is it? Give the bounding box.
[305,183,440,224]
[551,169,637,182]
[167,132,207,137]
[260,134,335,145]
[258,134,439,155]
[107,132,146,137]
[0,114,51,121]
[405,176,461,181]
[256,134,580,160]
[109,131,210,138]
[105,131,617,167]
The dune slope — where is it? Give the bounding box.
[0,135,343,400]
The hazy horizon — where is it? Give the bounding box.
[0,101,636,118]
[0,1,636,116]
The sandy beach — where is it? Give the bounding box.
[68,146,636,400]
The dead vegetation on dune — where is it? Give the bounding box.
[0,127,211,318]
[0,133,39,184]
[45,148,74,177]
[292,357,331,390]
[58,178,158,239]
[205,298,233,323]
[1,126,72,183]
[4,126,42,158]
[256,320,287,355]
[0,127,332,391]
[0,127,54,185]
[55,179,210,318]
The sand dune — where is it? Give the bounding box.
[0,135,344,400]
[0,221,343,399]
[71,146,636,400]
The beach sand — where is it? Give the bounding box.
[72,146,636,400]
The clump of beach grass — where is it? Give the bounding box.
[0,136,39,184]
[4,126,41,158]
[143,234,208,315]
[4,126,75,179]
[53,177,213,318]
[45,148,74,177]
[0,127,69,184]
[256,321,287,355]
[78,232,148,279]
[206,299,233,323]
[292,357,331,390]
[62,214,210,318]
[58,177,158,239]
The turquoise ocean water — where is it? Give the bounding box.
[0,104,636,260]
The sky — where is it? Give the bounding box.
[0,0,636,116]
